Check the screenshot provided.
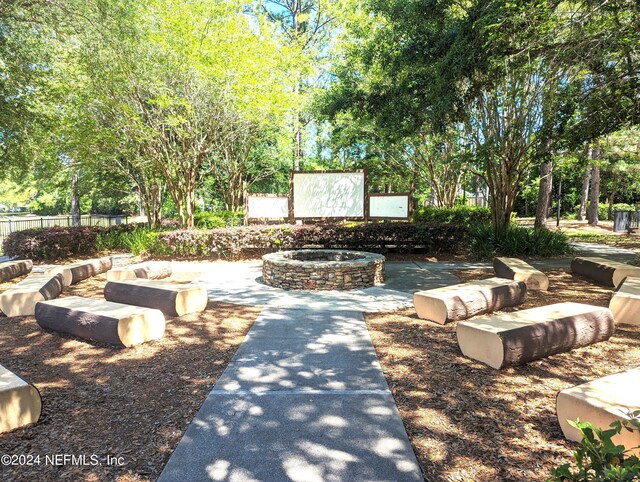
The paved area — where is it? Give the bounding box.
[158,308,423,482]
[196,261,459,313]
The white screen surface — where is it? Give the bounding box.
[247,196,289,219]
[293,172,365,218]
[370,195,410,218]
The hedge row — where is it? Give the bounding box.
[156,223,467,259]
[3,222,467,261]
[3,224,139,261]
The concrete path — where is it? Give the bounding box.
[158,308,423,482]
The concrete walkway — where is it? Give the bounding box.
[158,308,423,482]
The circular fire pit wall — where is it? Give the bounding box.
[262,250,385,291]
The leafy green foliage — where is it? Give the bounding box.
[413,206,491,226]
[548,416,640,482]
[3,224,137,261]
[470,224,572,259]
[194,211,243,229]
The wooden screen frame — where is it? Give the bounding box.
[368,193,412,220]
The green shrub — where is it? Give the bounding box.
[194,211,243,229]
[470,224,572,259]
[4,224,141,261]
[96,226,168,256]
[412,206,491,226]
[547,417,640,482]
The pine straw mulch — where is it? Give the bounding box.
[0,271,261,482]
[366,268,640,482]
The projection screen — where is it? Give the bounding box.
[369,194,411,219]
[293,171,366,219]
[246,195,289,220]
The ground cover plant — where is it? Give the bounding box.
[366,268,640,481]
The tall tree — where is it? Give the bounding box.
[70,0,294,227]
[260,0,334,170]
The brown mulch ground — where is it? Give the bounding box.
[0,271,260,482]
[366,268,640,482]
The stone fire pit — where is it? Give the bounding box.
[262,249,385,291]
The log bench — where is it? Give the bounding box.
[0,260,33,283]
[106,261,172,282]
[0,364,42,433]
[413,277,527,324]
[556,367,640,455]
[571,257,640,288]
[46,257,112,287]
[104,279,208,317]
[609,277,640,325]
[456,302,614,369]
[35,296,165,347]
[0,273,64,317]
[493,257,549,291]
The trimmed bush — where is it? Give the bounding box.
[156,223,467,259]
[470,224,572,259]
[412,206,491,226]
[3,224,139,261]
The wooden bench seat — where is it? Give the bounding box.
[0,273,64,317]
[609,277,640,325]
[46,257,112,287]
[0,364,41,433]
[493,257,549,291]
[104,279,208,317]
[35,296,165,347]
[456,303,614,369]
[556,367,640,455]
[106,261,172,282]
[0,260,33,283]
[413,277,527,324]
[571,257,640,288]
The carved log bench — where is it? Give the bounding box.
[571,257,640,288]
[104,279,208,317]
[106,261,172,282]
[35,296,165,347]
[46,257,112,287]
[456,302,614,369]
[493,257,549,291]
[0,364,42,434]
[556,366,640,455]
[0,273,64,317]
[413,277,527,324]
[0,260,33,283]
[609,277,640,325]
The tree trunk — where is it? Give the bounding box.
[534,162,553,228]
[577,164,591,221]
[71,173,81,227]
[607,192,616,221]
[588,164,601,226]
